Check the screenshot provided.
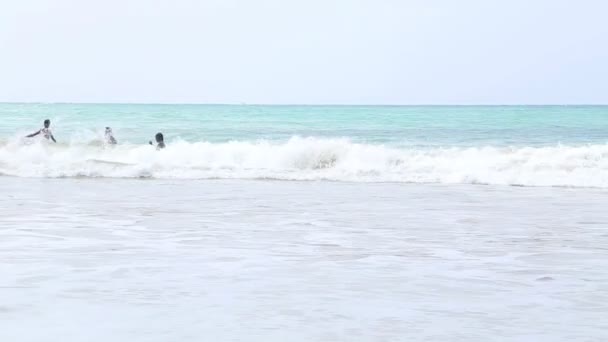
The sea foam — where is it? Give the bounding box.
[1,137,607,187]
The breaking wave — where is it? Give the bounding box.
[1,136,608,187]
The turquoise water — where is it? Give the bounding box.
[1,103,608,185]
[1,103,607,146]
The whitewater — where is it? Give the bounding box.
[1,136,608,187]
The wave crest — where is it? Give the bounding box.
[1,137,607,187]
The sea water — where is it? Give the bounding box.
[1,104,607,341]
[1,104,608,186]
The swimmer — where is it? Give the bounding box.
[149,132,165,149]
[26,119,56,143]
[105,127,117,145]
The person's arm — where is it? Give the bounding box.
[50,134,57,143]
[26,130,41,138]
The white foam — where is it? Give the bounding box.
[1,136,608,187]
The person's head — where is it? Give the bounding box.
[155,132,164,143]
[44,119,50,128]
[105,127,112,135]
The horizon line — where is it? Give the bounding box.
[1,101,607,107]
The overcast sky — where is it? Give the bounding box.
[1,0,607,104]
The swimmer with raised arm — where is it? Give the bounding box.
[26,119,56,143]
[149,132,165,149]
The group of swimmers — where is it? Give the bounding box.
[26,119,166,149]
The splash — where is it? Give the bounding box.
[1,136,607,187]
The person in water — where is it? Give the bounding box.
[105,127,117,145]
[26,119,56,142]
[149,132,165,149]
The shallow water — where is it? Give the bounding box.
[1,178,607,341]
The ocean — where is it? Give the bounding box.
[1,104,607,341]
[1,104,608,185]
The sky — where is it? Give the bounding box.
[0,0,607,104]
